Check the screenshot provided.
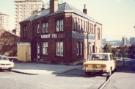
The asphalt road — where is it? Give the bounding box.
[0,69,106,89]
[103,59,135,89]
[1,58,135,89]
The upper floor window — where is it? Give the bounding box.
[91,24,94,34]
[56,42,64,56]
[42,42,48,55]
[42,22,48,33]
[72,17,77,30]
[56,19,64,32]
[98,28,101,40]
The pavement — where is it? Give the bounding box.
[12,63,82,75]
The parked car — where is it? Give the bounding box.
[83,53,116,76]
[0,55,14,71]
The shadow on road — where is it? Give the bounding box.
[54,59,135,78]
[54,69,107,78]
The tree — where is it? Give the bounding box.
[103,44,112,53]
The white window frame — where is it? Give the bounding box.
[42,42,48,55]
[56,19,64,32]
[42,23,48,33]
[56,42,64,56]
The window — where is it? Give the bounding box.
[76,42,79,56]
[37,43,40,54]
[42,23,48,33]
[42,42,48,55]
[98,28,101,40]
[37,24,40,33]
[72,17,77,30]
[56,19,64,32]
[80,42,83,56]
[76,42,83,56]
[56,42,64,56]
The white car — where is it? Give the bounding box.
[0,55,14,71]
[83,53,117,76]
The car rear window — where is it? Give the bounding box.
[0,56,8,60]
[90,54,109,61]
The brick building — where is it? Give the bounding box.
[20,0,102,64]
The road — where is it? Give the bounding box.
[0,69,106,89]
[0,58,135,89]
[103,72,135,89]
[103,58,135,89]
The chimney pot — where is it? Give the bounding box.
[83,4,87,14]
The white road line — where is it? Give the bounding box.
[98,74,114,89]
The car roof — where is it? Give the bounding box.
[91,53,112,55]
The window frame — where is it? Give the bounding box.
[56,19,64,32]
[56,42,64,57]
[42,42,48,55]
[42,22,48,33]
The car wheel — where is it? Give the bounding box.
[85,71,91,75]
[107,69,112,77]
[8,68,12,71]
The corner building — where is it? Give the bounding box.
[20,0,102,64]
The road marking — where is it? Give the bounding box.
[98,74,114,89]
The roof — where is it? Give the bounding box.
[22,2,95,22]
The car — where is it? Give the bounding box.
[83,53,116,76]
[0,55,14,71]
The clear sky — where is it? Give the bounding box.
[0,0,135,40]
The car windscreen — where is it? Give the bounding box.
[0,56,9,60]
[90,54,109,61]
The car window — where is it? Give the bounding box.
[2,57,8,60]
[90,54,109,61]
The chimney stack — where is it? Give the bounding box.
[50,0,58,13]
[83,4,87,14]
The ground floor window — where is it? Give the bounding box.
[56,42,64,56]
[80,42,83,56]
[88,43,92,55]
[37,43,40,54]
[76,42,79,56]
[42,42,48,55]
[37,43,40,59]
[76,42,83,56]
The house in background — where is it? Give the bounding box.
[19,0,102,64]
[0,29,19,56]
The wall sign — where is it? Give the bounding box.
[41,34,64,39]
[41,34,57,39]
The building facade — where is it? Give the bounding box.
[20,0,102,64]
[0,12,9,30]
[15,0,43,35]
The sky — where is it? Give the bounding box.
[0,0,135,40]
